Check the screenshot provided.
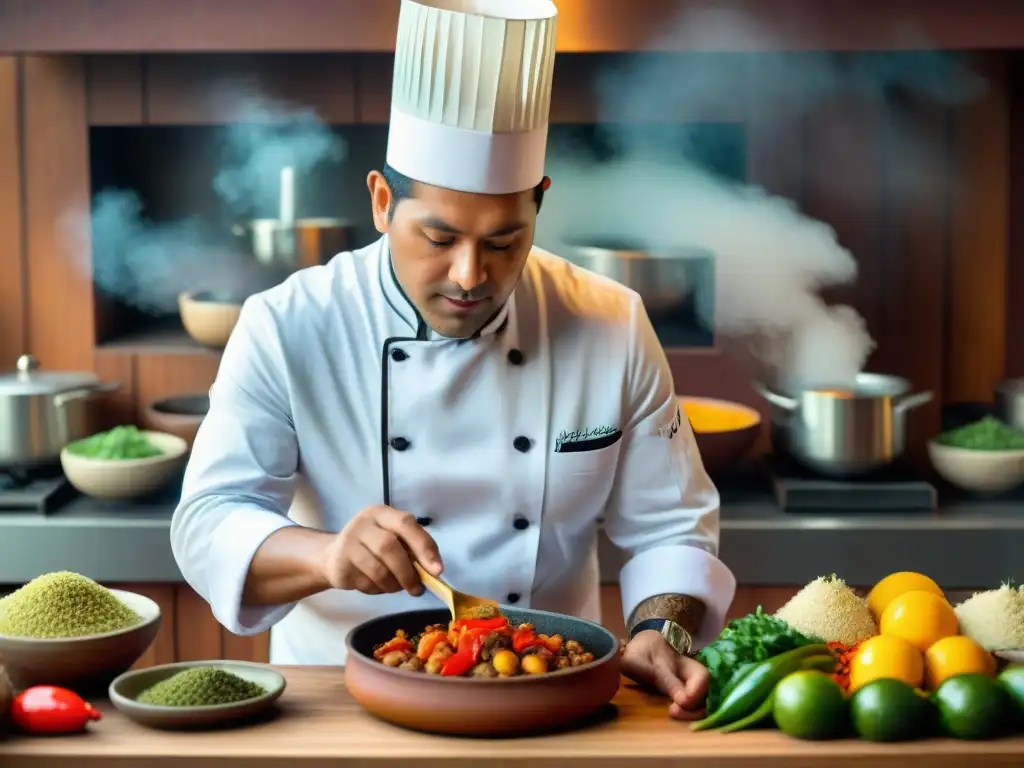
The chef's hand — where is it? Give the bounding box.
[620,630,710,721]
[323,505,444,597]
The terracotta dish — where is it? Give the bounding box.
[345,607,622,736]
[0,589,161,691]
[144,393,210,448]
[679,396,762,475]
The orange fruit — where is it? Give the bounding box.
[880,590,959,652]
[866,572,945,623]
[849,634,925,693]
[924,635,997,690]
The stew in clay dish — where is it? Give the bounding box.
[373,605,595,678]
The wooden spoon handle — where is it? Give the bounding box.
[413,561,453,607]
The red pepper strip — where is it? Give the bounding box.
[453,616,509,632]
[512,629,563,654]
[440,652,476,677]
[373,638,414,659]
[457,627,492,661]
[417,630,448,661]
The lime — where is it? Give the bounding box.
[997,664,1024,731]
[772,670,848,740]
[849,678,930,742]
[933,673,1010,740]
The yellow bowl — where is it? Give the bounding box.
[679,396,762,476]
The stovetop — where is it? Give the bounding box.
[0,468,77,514]
[764,455,938,512]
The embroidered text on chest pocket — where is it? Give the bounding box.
[545,435,623,521]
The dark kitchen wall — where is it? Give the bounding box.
[0,52,1017,468]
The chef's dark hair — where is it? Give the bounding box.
[380,164,547,221]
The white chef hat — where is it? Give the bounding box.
[386,0,558,196]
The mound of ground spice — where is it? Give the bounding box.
[0,571,141,638]
[775,575,877,646]
[137,667,267,707]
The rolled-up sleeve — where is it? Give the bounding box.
[170,295,300,636]
[603,297,737,649]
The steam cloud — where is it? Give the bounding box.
[534,7,985,389]
[65,89,347,315]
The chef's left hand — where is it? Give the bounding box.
[620,630,710,721]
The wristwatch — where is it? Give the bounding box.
[629,618,695,657]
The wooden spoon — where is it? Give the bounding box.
[412,562,500,622]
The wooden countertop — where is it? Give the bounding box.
[4,667,1024,767]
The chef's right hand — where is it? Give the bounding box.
[324,506,444,597]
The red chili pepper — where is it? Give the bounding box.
[440,652,476,677]
[416,630,448,661]
[453,616,509,632]
[373,637,414,659]
[11,686,102,735]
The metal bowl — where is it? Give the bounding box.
[344,607,622,736]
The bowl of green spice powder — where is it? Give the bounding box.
[61,425,188,500]
[110,661,286,730]
[0,571,162,690]
[928,416,1024,493]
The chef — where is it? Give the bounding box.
[170,0,736,720]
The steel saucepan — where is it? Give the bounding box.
[994,379,1024,429]
[560,240,715,318]
[0,355,119,471]
[231,217,354,273]
[755,373,933,477]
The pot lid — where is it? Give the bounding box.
[0,355,101,396]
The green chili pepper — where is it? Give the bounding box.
[717,691,775,733]
[718,660,757,704]
[799,654,838,674]
[690,643,829,731]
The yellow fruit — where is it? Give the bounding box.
[924,635,997,690]
[866,572,945,623]
[880,590,959,652]
[849,634,925,692]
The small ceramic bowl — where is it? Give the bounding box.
[680,395,762,476]
[144,393,209,448]
[60,430,188,501]
[109,660,287,730]
[927,440,1024,494]
[0,589,161,691]
[178,291,243,348]
[996,649,1024,665]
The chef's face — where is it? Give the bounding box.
[367,170,538,339]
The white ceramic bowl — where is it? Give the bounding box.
[60,431,189,500]
[0,589,162,691]
[927,439,1024,494]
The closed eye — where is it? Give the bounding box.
[426,236,454,248]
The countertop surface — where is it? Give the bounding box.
[1,467,1023,587]
[4,667,1024,767]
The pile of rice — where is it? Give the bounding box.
[776,574,877,646]
[955,583,1024,651]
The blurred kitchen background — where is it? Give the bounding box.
[1,0,1023,667]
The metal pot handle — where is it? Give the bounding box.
[53,381,120,409]
[894,390,933,413]
[752,382,799,411]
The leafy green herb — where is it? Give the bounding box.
[935,416,1024,451]
[697,606,823,714]
[66,425,163,460]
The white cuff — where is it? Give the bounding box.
[619,545,737,649]
[206,506,299,635]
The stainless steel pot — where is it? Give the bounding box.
[561,240,714,316]
[754,373,933,477]
[231,217,354,273]
[0,355,119,470]
[994,379,1024,429]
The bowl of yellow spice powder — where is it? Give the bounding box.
[0,571,161,690]
[928,416,1024,494]
[110,661,286,730]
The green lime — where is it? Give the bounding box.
[772,670,848,740]
[997,664,1024,732]
[849,678,930,742]
[933,673,1009,740]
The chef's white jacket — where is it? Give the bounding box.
[170,235,736,664]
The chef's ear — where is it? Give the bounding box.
[367,170,393,234]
